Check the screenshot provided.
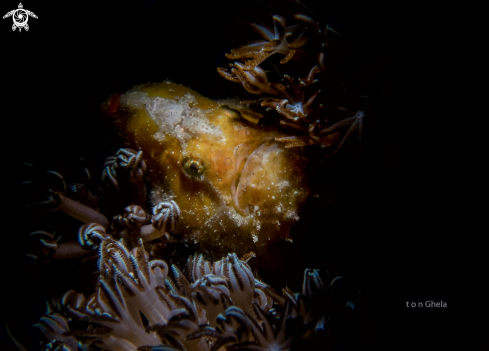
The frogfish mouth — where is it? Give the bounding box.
[103,82,310,253]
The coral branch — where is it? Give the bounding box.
[58,193,109,228]
[217,1,364,152]
[35,235,360,350]
[139,201,181,242]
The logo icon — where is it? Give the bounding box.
[3,3,37,32]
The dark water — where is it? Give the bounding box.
[3,0,483,350]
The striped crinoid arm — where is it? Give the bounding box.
[187,253,213,282]
[150,294,211,351]
[190,274,232,327]
[187,305,252,350]
[34,312,79,350]
[78,223,110,250]
[137,200,181,242]
[97,237,132,277]
[170,263,192,299]
[102,148,147,189]
[216,253,256,319]
[115,239,174,325]
[227,301,292,351]
[63,274,163,349]
[113,205,150,230]
[34,232,356,348]
[283,286,312,325]
[43,238,177,349]
[94,238,174,326]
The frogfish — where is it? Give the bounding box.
[103,82,311,254]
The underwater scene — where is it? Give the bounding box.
[3,0,482,350]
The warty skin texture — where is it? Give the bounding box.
[103,82,310,254]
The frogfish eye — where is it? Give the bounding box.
[182,157,206,177]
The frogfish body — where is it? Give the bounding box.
[103,82,310,254]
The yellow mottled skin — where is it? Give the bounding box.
[103,82,310,254]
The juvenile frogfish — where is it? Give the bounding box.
[103,82,310,254]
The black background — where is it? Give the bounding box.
[2,0,485,350]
